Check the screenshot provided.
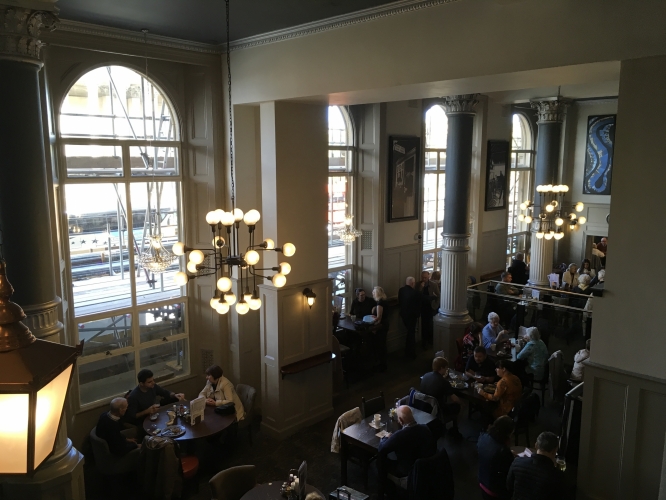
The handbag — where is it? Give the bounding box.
[214,402,235,415]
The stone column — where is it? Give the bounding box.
[0,2,84,498]
[528,97,571,286]
[434,94,479,359]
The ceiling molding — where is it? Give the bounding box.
[227,0,460,51]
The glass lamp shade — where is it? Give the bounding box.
[525,215,533,224]
[281,243,296,257]
[186,261,198,274]
[217,277,232,292]
[536,231,544,239]
[244,250,260,266]
[555,217,564,226]
[279,262,291,275]
[519,203,527,211]
[263,238,275,250]
[243,209,261,226]
[216,302,230,315]
[554,231,564,240]
[206,211,220,225]
[272,273,287,288]
[545,204,555,213]
[578,216,587,224]
[307,297,315,307]
[233,208,244,222]
[210,297,220,309]
[544,231,554,240]
[575,202,584,212]
[172,242,186,256]
[243,292,253,302]
[518,214,525,221]
[236,301,250,315]
[221,211,235,226]
[189,250,205,265]
[174,272,189,286]
[249,296,262,310]
[225,292,237,305]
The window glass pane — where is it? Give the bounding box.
[140,303,185,343]
[140,340,189,384]
[439,152,446,171]
[328,106,348,146]
[424,151,438,171]
[423,173,438,249]
[65,144,122,178]
[425,106,448,149]
[129,145,179,177]
[328,176,348,269]
[328,268,351,312]
[78,353,136,405]
[66,183,132,316]
[78,314,133,356]
[60,66,175,141]
[129,182,182,305]
[436,174,445,249]
[328,149,349,172]
[423,252,435,272]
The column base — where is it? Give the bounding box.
[1,439,85,500]
[433,313,472,361]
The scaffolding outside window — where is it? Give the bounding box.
[58,66,189,408]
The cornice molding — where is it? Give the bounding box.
[227,0,460,51]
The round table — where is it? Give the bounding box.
[142,404,236,441]
[240,482,323,500]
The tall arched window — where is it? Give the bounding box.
[507,113,535,264]
[327,106,353,308]
[59,66,188,407]
[422,105,448,272]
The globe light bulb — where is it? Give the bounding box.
[249,296,262,310]
[174,272,189,286]
[243,291,253,302]
[212,236,225,247]
[272,273,287,288]
[282,243,296,257]
[575,202,584,212]
[555,217,564,226]
[206,211,220,225]
[221,211,235,226]
[217,277,232,292]
[524,216,533,224]
[236,301,249,315]
[536,185,544,193]
[279,262,292,275]
[243,209,261,226]
[578,216,587,224]
[544,231,554,240]
[554,232,564,240]
[187,261,198,274]
[536,231,544,239]
[172,242,186,256]
[225,292,237,305]
[518,214,525,222]
[562,185,570,192]
[233,208,244,222]
[244,250,260,266]
[210,297,220,309]
[519,203,527,211]
[263,238,275,250]
[189,250,205,264]
[545,204,555,213]
[216,302,230,315]
[552,185,560,193]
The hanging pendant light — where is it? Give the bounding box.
[336,214,362,245]
[517,184,586,240]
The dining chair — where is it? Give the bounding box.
[527,363,550,407]
[236,384,257,444]
[361,391,385,418]
[209,465,257,500]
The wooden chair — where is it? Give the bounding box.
[361,391,385,418]
[527,363,550,407]
[209,465,257,500]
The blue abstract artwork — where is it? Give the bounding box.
[583,115,616,195]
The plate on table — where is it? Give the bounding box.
[149,412,159,421]
[483,384,497,394]
[161,425,186,438]
[449,381,468,390]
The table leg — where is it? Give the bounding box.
[340,435,348,485]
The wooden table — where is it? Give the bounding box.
[337,316,370,333]
[240,482,323,500]
[486,343,517,362]
[340,407,436,486]
[142,404,236,441]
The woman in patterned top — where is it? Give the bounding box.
[478,360,522,418]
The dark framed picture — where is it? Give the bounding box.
[387,136,421,222]
[583,115,616,195]
[485,140,509,211]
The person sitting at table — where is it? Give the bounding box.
[465,346,498,384]
[516,327,549,382]
[482,312,510,349]
[507,253,529,285]
[370,286,389,372]
[478,415,515,500]
[477,360,522,418]
[572,273,593,295]
[126,369,185,425]
[579,258,596,279]
[506,431,565,500]
[348,288,376,318]
[199,365,245,421]
[378,405,436,480]
[570,339,591,381]
[96,398,141,456]
[462,322,484,364]
[420,357,462,439]
[495,272,520,296]
[589,268,605,288]
[561,263,579,290]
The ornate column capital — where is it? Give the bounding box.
[530,96,573,123]
[0,1,59,65]
[441,94,480,115]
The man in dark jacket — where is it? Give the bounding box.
[420,357,462,439]
[507,431,565,500]
[96,398,140,456]
[398,276,421,358]
[478,416,515,499]
[378,406,436,478]
[507,253,528,285]
[126,369,185,425]
[417,271,436,349]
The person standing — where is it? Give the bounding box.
[398,276,421,359]
[418,271,436,349]
[371,286,390,372]
[506,431,565,500]
[507,253,529,285]
[478,416,515,500]
[596,237,608,267]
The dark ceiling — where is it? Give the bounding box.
[57,0,402,45]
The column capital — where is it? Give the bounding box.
[530,97,573,123]
[441,94,480,115]
[0,2,59,66]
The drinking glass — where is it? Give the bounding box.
[394,398,400,409]
[556,458,566,472]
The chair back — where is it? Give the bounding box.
[361,391,385,418]
[408,447,454,500]
[209,465,257,500]
[236,384,256,417]
[89,427,113,469]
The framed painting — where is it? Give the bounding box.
[485,140,509,211]
[387,136,421,222]
[583,115,616,195]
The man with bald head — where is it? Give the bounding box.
[96,397,141,457]
[398,276,421,359]
[378,405,436,480]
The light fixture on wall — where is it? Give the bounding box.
[335,213,362,245]
[171,0,296,315]
[302,288,317,309]
[0,259,82,474]
[518,184,586,240]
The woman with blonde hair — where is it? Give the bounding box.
[371,286,389,372]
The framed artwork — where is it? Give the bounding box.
[485,140,509,211]
[387,136,421,222]
[583,115,616,195]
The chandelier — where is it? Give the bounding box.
[335,214,362,245]
[138,234,177,273]
[170,0,296,315]
[518,184,586,240]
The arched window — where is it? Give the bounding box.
[422,105,448,272]
[59,66,188,407]
[507,113,535,264]
[327,106,353,309]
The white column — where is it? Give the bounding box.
[440,234,470,317]
[528,234,554,286]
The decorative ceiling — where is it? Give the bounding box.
[56,0,405,45]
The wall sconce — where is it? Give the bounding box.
[302,288,316,309]
[0,259,82,474]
